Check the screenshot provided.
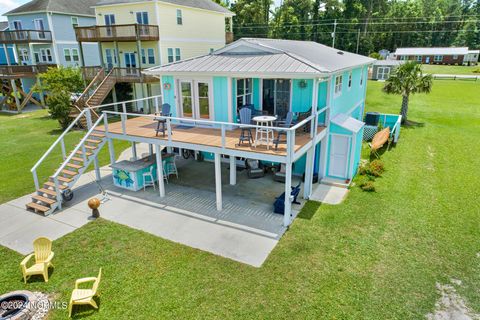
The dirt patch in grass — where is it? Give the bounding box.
[426,280,480,320]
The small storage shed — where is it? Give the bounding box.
[370,60,404,80]
[326,114,365,181]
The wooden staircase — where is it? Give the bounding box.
[26,130,107,215]
[71,68,116,128]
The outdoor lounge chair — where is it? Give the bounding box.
[245,158,265,179]
[296,108,312,133]
[20,237,54,283]
[155,103,172,137]
[273,183,302,215]
[273,111,294,150]
[273,163,295,183]
[237,107,254,147]
[68,268,102,318]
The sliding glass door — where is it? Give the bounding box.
[262,79,291,118]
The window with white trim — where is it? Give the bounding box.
[236,78,252,109]
[167,48,174,63]
[141,48,146,64]
[148,48,155,64]
[175,48,181,61]
[72,48,79,62]
[434,55,443,62]
[416,55,422,62]
[348,71,352,89]
[453,55,458,60]
[335,75,343,95]
[64,48,72,62]
[19,49,29,65]
[176,9,183,25]
[136,12,148,24]
[40,48,52,63]
[71,17,79,28]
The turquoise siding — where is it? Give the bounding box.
[0,46,15,65]
[213,76,229,122]
[162,76,177,116]
[318,81,328,109]
[291,79,313,113]
[331,67,364,117]
[253,78,261,109]
[231,78,237,122]
[353,128,364,176]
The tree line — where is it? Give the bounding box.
[216,0,480,55]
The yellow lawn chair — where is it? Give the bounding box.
[69,268,102,318]
[20,237,54,283]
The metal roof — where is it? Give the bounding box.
[145,38,375,77]
[94,0,233,15]
[0,22,8,31]
[374,60,404,66]
[4,0,98,16]
[394,47,470,56]
[331,114,364,133]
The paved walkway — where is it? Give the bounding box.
[0,144,304,267]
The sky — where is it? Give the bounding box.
[0,0,283,21]
[0,0,28,21]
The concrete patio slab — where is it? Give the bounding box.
[310,184,349,205]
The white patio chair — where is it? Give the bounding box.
[164,155,178,179]
[143,166,156,191]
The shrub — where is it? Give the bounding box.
[361,181,376,192]
[473,68,480,74]
[46,91,73,129]
[368,159,385,177]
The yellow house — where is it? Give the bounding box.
[75,0,234,111]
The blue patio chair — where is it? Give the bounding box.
[273,183,302,215]
[155,103,172,137]
[273,111,295,150]
[237,107,254,147]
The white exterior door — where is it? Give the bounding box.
[328,135,350,178]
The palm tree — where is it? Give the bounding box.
[383,62,433,124]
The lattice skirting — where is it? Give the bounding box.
[363,125,378,141]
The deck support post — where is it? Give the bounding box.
[214,153,222,211]
[155,144,165,197]
[229,156,236,185]
[108,138,116,166]
[112,86,118,112]
[93,157,101,182]
[283,161,293,227]
[149,144,154,156]
[304,146,315,199]
[132,142,137,160]
[10,80,21,111]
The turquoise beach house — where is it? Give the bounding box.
[145,38,374,183]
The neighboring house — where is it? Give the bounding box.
[370,60,404,81]
[0,0,100,111]
[464,50,479,66]
[393,47,479,65]
[75,0,234,112]
[145,38,374,181]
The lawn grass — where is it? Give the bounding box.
[1,81,480,319]
[0,110,130,203]
[421,64,480,75]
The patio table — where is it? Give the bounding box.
[253,115,277,150]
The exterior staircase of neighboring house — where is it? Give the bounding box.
[71,68,117,128]
[26,112,108,215]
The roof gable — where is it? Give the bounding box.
[4,0,98,16]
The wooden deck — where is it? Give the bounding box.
[98,117,325,157]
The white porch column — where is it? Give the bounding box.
[108,138,116,165]
[214,153,222,211]
[155,145,165,197]
[132,142,137,160]
[319,140,328,179]
[283,161,293,227]
[303,146,315,199]
[229,156,236,185]
[93,157,101,181]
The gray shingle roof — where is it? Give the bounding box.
[4,0,98,16]
[145,38,375,77]
[0,22,9,31]
[94,0,233,15]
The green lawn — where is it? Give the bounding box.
[1,81,480,319]
[422,64,480,75]
[0,110,129,203]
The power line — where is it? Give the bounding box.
[244,29,471,37]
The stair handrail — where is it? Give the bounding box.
[86,68,116,106]
[30,109,88,190]
[51,113,106,209]
[78,67,105,104]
